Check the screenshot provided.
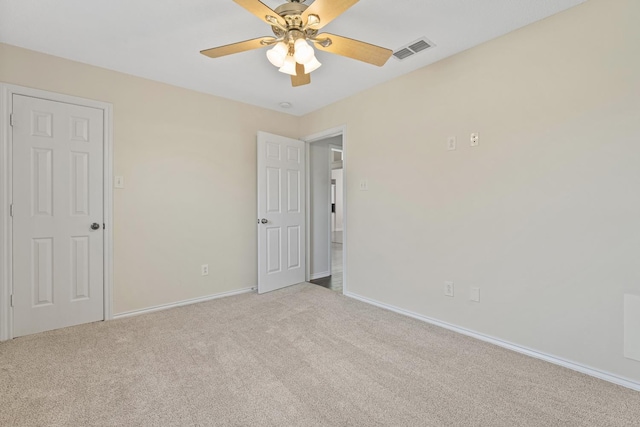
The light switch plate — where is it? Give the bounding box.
[447,137,457,151]
[359,179,368,191]
[470,287,480,302]
[444,281,454,297]
[114,176,124,189]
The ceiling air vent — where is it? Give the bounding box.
[393,48,414,60]
[393,37,435,61]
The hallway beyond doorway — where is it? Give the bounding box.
[310,242,342,293]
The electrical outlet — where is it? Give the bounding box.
[470,133,479,147]
[201,264,209,276]
[444,281,454,297]
[470,287,480,302]
[447,137,457,151]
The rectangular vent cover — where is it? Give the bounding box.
[393,48,414,60]
[393,37,435,61]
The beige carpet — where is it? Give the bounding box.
[1,283,639,426]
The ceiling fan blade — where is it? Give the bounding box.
[200,37,276,59]
[314,33,392,66]
[291,63,311,87]
[302,0,359,30]
[233,0,286,27]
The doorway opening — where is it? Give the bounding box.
[305,128,345,294]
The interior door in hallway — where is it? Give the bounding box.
[257,132,306,294]
[12,94,104,337]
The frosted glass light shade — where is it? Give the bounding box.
[266,42,288,67]
[279,55,297,75]
[304,56,322,74]
[294,39,314,65]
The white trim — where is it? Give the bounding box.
[327,143,342,274]
[303,141,316,282]
[0,86,11,341]
[0,83,114,340]
[303,125,348,294]
[345,291,640,392]
[310,271,331,281]
[303,126,345,143]
[114,287,256,320]
[103,102,114,321]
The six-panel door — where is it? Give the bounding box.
[12,94,104,337]
[257,132,306,294]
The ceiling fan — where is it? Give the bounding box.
[200,0,393,87]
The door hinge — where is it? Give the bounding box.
[9,114,14,127]
[9,204,13,217]
[10,294,14,307]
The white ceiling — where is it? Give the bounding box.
[0,0,586,116]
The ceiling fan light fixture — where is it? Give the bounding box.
[279,55,298,76]
[200,0,394,87]
[266,42,288,67]
[304,56,322,74]
[294,38,315,65]
[306,14,321,29]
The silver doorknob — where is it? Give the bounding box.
[91,223,100,230]
[260,218,268,224]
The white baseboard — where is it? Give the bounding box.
[113,287,255,320]
[310,271,331,280]
[345,291,640,392]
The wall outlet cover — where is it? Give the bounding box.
[470,133,479,147]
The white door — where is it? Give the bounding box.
[12,94,104,337]
[257,132,306,293]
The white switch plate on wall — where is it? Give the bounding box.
[359,179,369,191]
[470,287,480,302]
[447,137,457,151]
[444,281,454,297]
[114,176,124,188]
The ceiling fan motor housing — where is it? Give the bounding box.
[272,2,318,40]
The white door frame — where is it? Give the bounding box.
[303,125,347,293]
[327,143,343,276]
[0,83,114,341]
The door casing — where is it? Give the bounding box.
[0,83,114,341]
[303,125,347,294]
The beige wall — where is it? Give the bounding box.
[0,43,299,314]
[300,0,640,382]
[2,0,639,383]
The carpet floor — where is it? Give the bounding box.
[1,283,639,426]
